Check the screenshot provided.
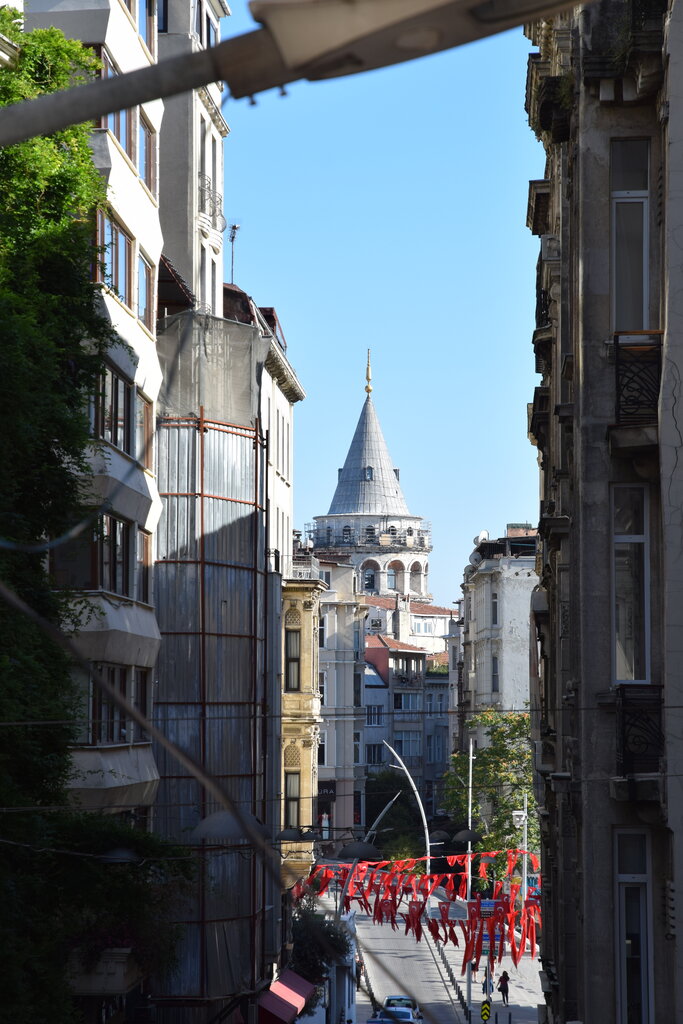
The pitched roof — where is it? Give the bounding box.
[366,634,427,653]
[328,396,410,516]
[366,595,455,617]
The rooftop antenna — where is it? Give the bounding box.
[229,223,240,284]
[365,348,372,395]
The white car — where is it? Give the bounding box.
[382,997,423,1020]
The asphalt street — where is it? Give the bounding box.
[351,904,544,1024]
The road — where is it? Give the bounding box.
[350,904,544,1024]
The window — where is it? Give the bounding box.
[436,693,444,714]
[139,0,156,55]
[364,466,373,481]
[387,568,396,589]
[426,734,434,763]
[388,526,397,537]
[99,515,131,596]
[136,530,151,603]
[613,485,649,683]
[353,731,361,764]
[366,705,383,726]
[491,590,498,625]
[615,832,652,1024]
[492,655,499,693]
[451,645,459,670]
[101,53,133,158]
[394,692,420,720]
[365,525,375,540]
[353,671,362,707]
[158,0,167,31]
[94,365,133,453]
[394,730,421,759]
[91,664,128,744]
[425,693,433,714]
[319,614,325,649]
[318,731,326,766]
[138,253,153,329]
[285,629,301,691]
[98,212,132,307]
[205,11,217,47]
[318,671,326,705]
[611,139,650,332]
[135,392,153,468]
[363,567,376,590]
[134,667,150,740]
[342,525,352,543]
[284,772,300,828]
[366,744,384,765]
[138,114,156,195]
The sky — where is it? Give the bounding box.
[219,8,546,606]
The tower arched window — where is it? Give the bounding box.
[365,525,375,541]
[387,568,396,589]
[364,466,373,480]
[342,525,352,543]
[364,567,376,590]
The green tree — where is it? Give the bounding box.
[365,769,425,862]
[443,710,538,881]
[289,893,351,1013]
[0,13,191,1021]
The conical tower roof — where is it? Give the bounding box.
[328,395,411,515]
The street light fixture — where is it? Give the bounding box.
[0,0,583,146]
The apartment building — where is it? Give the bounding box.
[525,3,678,1021]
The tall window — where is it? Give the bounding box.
[94,365,133,453]
[100,515,131,596]
[285,629,301,691]
[394,730,421,760]
[138,113,156,195]
[366,743,383,765]
[135,392,153,468]
[136,530,151,603]
[387,567,396,589]
[318,614,325,649]
[138,253,153,329]
[492,655,500,693]
[363,567,375,590]
[353,731,361,764]
[615,832,652,1024]
[613,485,649,683]
[101,52,133,158]
[394,692,420,719]
[91,664,128,744]
[491,590,498,625]
[366,705,383,726]
[134,667,150,740]
[318,671,326,705]
[353,671,362,707]
[98,212,132,307]
[284,772,300,828]
[139,0,156,55]
[611,139,650,332]
[318,731,326,766]
[426,734,434,763]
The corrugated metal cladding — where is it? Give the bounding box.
[152,312,274,1013]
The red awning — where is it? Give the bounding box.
[258,990,297,1024]
[270,970,317,1013]
[258,970,317,1024]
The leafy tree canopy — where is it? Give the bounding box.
[443,710,539,882]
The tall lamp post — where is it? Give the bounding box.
[382,740,430,875]
[512,792,529,901]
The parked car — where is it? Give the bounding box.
[382,997,423,1020]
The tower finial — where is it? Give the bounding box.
[365,348,373,394]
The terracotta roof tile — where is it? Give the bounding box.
[366,634,427,653]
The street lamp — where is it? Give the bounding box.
[382,740,431,875]
[512,792,528,902]
[0,0,583,146]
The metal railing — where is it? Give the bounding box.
[198,172,227,232]
[614,331,663,426]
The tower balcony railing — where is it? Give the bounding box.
[198,172,227,233]
[614,331,663,426]
[306,523,431,550]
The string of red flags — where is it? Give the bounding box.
[295,848,541,972]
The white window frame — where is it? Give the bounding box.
[366,705,383,726]
[611,139,650,334]
[318,730,327,767]
[614,830,653,1024]
[612,484,650,684]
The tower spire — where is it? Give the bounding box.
[365,348,372,394]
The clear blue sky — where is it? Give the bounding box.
[219,8,545,606]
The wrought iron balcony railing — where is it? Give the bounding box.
[198,172,227,233]
[615,684,663,775]
[614,331,663,426]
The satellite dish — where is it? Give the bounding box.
[469,550,482,567]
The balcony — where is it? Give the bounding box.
[198,173,227,233]
[307,523,432,551]
[610,332,662,456]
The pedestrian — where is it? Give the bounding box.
[481,975,493,996]
[355,956,363,991]
[470,959,478,980]
[497,970,510,1006]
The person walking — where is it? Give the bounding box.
[497,971,510,1006]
